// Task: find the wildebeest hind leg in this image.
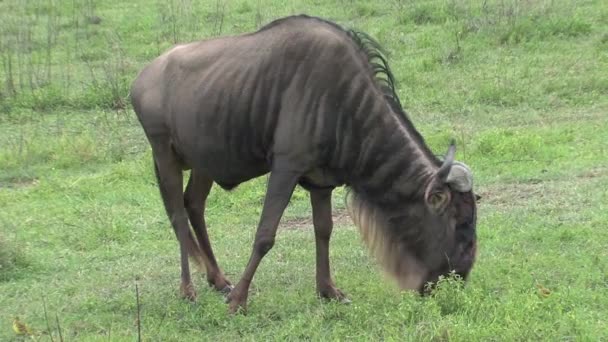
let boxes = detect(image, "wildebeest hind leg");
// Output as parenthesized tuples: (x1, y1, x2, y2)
(227, 168, 300, 314)
(151, 143, 200, 301)
(184, 169, 233, 294)
(310, 189, 350, 304)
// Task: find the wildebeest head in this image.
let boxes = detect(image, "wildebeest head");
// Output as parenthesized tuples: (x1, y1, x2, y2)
(348, 143, 478, 294)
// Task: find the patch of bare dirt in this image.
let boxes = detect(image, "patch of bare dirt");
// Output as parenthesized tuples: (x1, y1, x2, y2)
(0, 176, 39, 189)
(282, 208, 352, 230)
(478, 166, 607, 208)
(578, 166, 608, 179)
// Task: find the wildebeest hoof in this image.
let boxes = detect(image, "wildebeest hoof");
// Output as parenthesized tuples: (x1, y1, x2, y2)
(222, 285, 236, 303)
(339, 297, 352, 305)
(219, 284, 234, 295)
(219, 284, 234, 301)
(226, 288, 247, 315)
(228, 302, 247, 315)
(319, 287, 350, 304)
(226, 293, 248, 315)
(180, 283, 197, 301)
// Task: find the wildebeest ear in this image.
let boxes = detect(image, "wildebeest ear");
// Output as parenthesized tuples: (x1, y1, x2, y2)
(426, 142, 456, 213)
(475, 193, 482, 202)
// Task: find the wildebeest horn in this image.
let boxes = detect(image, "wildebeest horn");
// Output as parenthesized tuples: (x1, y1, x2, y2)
(435, 141, 473, 192)
(447, 161, 473, 192)
(436, 141, 456, 182)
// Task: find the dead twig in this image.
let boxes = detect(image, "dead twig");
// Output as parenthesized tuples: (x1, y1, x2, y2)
(135, 280, 142, 342)
(42, 297, 55, 342)
(55, 313, 64, 342)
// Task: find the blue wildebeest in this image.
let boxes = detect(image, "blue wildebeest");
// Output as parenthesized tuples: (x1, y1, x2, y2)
(130, 15, 479, 314)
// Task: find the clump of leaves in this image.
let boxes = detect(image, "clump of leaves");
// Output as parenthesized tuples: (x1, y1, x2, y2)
(425, 272, 471, 316)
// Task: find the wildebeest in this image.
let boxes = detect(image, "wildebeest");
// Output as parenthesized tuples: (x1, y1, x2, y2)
(130, 14, 478, 314)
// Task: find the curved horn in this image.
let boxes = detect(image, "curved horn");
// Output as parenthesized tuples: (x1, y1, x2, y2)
(447, 161, 473, 192)
(436, 140, 456, 182)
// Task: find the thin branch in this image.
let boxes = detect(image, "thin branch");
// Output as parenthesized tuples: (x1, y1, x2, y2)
(135, 280, 142, 342)
(485, 158, 537, 165)
(42, 297, 56, 342)
(55, 313, 64, 342)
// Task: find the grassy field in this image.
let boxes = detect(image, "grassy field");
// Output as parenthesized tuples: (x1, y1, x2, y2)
(1, 0, 607, 340)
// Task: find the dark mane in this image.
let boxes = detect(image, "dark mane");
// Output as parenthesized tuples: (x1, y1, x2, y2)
(258, 15, 441, 165)
(344, 29, 441, 166)
(258, 15, 404, 114)
(345, 30, 404, 114)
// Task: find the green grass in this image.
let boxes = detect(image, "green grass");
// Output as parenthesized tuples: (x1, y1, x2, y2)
(1, 0, 607, 340)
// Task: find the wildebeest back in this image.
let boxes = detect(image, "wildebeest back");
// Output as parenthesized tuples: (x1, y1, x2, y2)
(131, 17, 380, 189)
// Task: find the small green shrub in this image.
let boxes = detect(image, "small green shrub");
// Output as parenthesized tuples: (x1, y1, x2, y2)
(473, 128, 542, 160)
(427, 273, 469, 316)
(235, 1, 253, 14)
(354, 2, 380, 18)
(9, 86, 72, 112)
(399, 3, 447, 26)
(499, 16, 591, 44)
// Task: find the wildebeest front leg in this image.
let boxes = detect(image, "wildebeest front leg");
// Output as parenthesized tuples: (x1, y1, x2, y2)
(184, 169, 232, 294)
(310, 189, 350, 303)
(227, 169, 300, 314)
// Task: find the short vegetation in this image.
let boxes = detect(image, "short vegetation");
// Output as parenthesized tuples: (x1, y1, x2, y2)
(1, 0, 607, 340)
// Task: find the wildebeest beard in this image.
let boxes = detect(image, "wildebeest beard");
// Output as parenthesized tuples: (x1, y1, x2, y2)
(347, 183, 477, 294)
(347, 191, 427, 290)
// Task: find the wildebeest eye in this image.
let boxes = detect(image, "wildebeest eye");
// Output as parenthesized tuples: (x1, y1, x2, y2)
(426, 190, 451, 213)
